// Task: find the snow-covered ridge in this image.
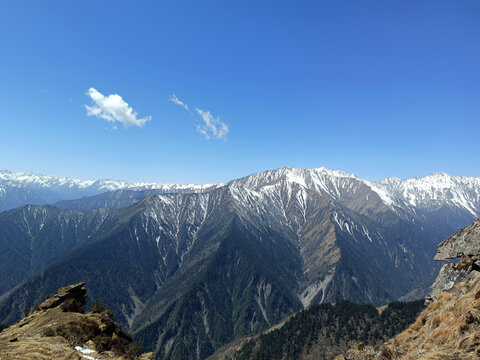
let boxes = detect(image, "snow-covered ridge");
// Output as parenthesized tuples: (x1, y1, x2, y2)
(0, 169, 216, 192)
(375, 172, 480, 215)
(1, 167, 480, 217)
(229, 167, 480, 217)
(0, 169, 97, 189)
(0, 169, 220, 211)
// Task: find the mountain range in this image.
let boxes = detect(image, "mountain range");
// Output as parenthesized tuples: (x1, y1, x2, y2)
(0, 169, 216, 212)
(0, 166, 479, 360)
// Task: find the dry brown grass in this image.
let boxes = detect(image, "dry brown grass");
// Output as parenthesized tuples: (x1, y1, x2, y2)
(341, 278, 480, 360)
(387, 279, 480, 359)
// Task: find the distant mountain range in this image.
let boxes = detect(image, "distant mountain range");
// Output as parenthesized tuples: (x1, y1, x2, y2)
(0, 169, 217, 211)
(0, 167, 479, 360)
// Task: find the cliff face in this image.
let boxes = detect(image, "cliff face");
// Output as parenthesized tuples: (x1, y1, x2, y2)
(0, 282, 153, 360)
(336, 218, 480, 360)
(434, 218, 480, 260)
(428, 218, 480, 301)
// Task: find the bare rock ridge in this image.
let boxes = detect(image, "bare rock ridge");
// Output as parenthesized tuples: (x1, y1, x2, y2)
(38, 282, 87, 313)
(428, 218, 480, 301)
(0, 282, 153, 360)
(434, 218, 480, 260)
(336, 218, 480, 360)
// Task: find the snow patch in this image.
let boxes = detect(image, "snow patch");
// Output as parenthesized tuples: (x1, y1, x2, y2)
(75, 346, 100, 360)
(363, 181, 395, 206)
(75, 346, 95, 354)
(81, 356, 100, 360)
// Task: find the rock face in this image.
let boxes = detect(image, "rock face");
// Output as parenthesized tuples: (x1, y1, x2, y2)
(0, 282, 153, 360)
(434, 218, 480, 260)
(428, 218, 480, 301)
(38, 282, 87, 313)
(336, 218, 480, 360)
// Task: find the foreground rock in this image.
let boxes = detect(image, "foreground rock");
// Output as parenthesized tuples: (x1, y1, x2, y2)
(336, 218, 480, 360)
(0, 282, 153, 360)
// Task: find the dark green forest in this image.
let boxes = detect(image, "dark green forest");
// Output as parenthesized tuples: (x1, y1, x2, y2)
(229, 300, 425, 360)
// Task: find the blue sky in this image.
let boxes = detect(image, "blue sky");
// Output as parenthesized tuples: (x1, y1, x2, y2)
(0, 1, 479, 184)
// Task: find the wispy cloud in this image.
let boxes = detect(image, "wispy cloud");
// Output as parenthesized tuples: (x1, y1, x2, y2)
(168, 94, 229, 140)
(85, 87, 151, 128)
(195, 108, 228, 140)
(168, 94, 189, 111)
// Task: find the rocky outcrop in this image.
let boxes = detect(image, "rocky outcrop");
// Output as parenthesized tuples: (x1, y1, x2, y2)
(427, 261, 479, 301)
(428, 219, 480, 301)
(39, 282, 87, 313)
(0, 282, 153, 360)
(434, 218, 480, 260)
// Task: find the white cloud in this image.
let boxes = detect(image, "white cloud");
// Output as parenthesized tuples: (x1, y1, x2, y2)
(195, 108, 229, 140)
(168, 94, 189, 111)
(85, 88, 151, 128)
(168, 94, 229, 140)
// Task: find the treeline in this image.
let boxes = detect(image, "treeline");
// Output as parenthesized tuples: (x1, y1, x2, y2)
(230, 299, 425, 360)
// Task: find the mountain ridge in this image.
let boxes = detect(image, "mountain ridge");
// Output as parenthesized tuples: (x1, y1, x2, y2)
(1, 166, 479, 359)
(2, 166, 480, 215)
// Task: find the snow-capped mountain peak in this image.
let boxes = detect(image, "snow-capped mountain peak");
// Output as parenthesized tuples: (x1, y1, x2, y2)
(0, 169, 215, 192)
(374, 172, 480, 215)
(313, 166, 357, 178)
(0, 169, 217, 210)
(1, 167, 479, 218)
